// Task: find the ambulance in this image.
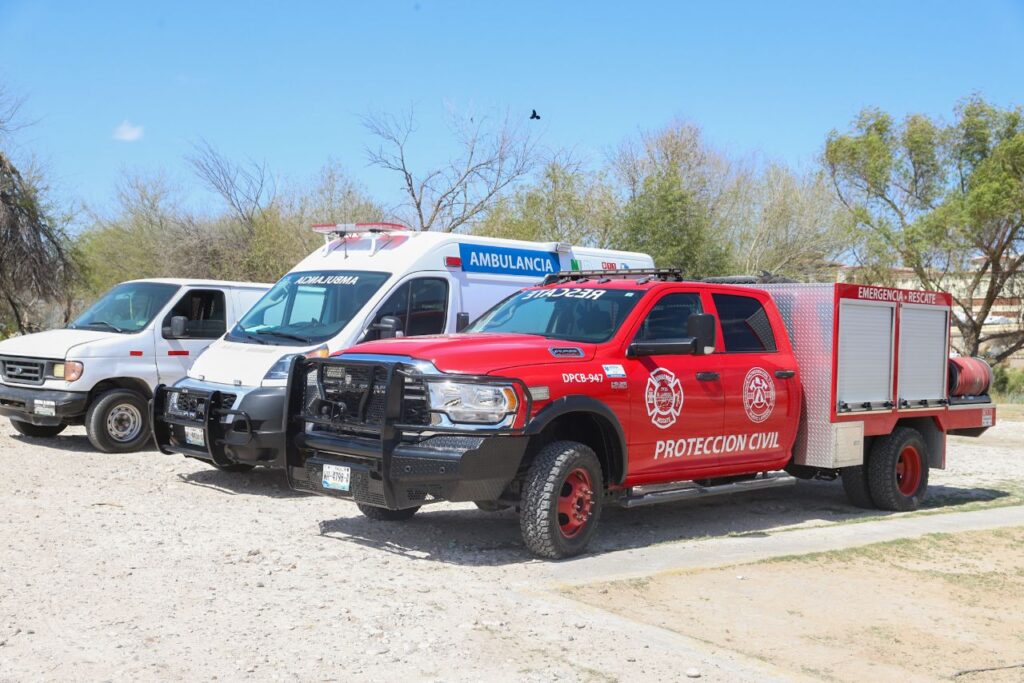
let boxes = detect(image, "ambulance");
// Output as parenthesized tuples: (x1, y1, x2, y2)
(152, 224, 652, 471)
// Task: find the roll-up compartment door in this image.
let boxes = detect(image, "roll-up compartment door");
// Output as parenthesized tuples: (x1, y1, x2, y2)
(898, 305, 949, 406)
(836, 301, 895, 410)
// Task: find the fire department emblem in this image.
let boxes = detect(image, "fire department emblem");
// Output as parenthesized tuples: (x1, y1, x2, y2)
(645, 368, 684, 429)
(743, 367, 776, 423)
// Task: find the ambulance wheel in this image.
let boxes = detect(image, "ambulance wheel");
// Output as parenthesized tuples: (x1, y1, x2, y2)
(867, 427, 929, 512)
(520, 440, 603, 559)
(10, 419, 66, 438)
(357, 504, 420, 521)
(85, 389, 151, 453)
(841, 465, 875, 509)
(211, 462, 255, 473)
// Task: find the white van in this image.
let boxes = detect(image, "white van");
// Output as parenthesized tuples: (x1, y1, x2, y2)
(0, 278, 270, 452)
(153, 224, 653, 471)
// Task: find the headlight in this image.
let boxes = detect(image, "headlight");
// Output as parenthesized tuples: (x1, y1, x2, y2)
(58, 361, 84, 382)
(263, 345, 329, 381)
(426, 381, 519, 424)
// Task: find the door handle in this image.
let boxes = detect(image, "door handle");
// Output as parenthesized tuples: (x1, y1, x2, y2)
(696, 371, 720, 382)
(775, 370, 796, 379)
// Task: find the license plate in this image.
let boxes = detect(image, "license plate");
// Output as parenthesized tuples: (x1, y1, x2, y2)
(184, 426, 205, 447)
(34, 400, 56, 417)
(322, 463, 351, 492)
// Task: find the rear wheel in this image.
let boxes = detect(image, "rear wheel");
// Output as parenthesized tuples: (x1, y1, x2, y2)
(841, 465, 875, 509)
(520, 440, 603, 559)
(357, 503, 420, 521)
(85, 389, 150, 453)
(10, 419, 66, 438)
(867, 427, 929, 511)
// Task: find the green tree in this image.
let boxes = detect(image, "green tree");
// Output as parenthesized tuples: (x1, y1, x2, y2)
(620, 171, 730, 277)
(825, 96, 1024, 361)
(476, 159, 621, 247)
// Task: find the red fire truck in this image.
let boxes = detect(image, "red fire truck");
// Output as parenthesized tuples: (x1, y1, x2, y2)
(284, 270, 996, 558)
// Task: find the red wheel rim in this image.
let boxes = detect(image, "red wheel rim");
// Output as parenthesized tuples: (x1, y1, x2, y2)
(557, 467, 594, 538)
(896, 445, 922, 496)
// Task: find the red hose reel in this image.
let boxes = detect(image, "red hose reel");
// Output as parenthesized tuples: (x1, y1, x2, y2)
(948, 356, 993, 397)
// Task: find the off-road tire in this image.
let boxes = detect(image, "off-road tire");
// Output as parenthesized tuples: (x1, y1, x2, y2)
(10, 419, 66, 438)
(85, 389, 151, 453)
(520, 440, 603, 559)
(840, 465, 875, 509)
(867, 426, 929, 512)
(357, 503, 420, 521)
(211, 462, 256, 473)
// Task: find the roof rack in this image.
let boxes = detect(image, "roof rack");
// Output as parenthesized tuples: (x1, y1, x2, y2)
(701, 271, 797, 285)
(311, 222, 408, 238)
(542, 268, 685, 285)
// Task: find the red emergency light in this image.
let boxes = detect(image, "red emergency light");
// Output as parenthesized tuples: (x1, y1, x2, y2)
(311, 222, 408, 236)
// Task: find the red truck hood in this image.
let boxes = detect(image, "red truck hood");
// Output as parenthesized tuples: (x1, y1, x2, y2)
(342, 333, 596, 374)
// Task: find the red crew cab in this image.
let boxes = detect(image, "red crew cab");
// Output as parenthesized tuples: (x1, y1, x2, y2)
(285, 270, 995, 558)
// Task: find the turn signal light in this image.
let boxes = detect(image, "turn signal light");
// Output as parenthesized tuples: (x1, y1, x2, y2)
(63, 361, 84, 382)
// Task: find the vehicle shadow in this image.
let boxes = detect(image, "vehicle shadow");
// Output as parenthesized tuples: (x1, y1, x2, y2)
(315, 479, 1015, 566)
(5, 432, 161, 454)
(175, 467, 308, 499)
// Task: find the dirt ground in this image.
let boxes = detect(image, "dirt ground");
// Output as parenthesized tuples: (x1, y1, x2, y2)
(568, 527, 1024, 682)
(0, 414, 1021, 681)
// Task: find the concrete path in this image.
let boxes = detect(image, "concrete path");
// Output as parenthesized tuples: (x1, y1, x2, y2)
(541, 504, 1024, 586)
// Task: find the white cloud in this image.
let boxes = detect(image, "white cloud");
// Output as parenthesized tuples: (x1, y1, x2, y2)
(112, 120, 144, 142)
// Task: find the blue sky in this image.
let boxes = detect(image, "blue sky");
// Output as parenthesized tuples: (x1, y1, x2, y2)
(1, 0, 1022, 225)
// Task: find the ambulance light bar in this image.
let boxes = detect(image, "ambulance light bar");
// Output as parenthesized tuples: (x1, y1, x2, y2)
(311, 222, 408, 237)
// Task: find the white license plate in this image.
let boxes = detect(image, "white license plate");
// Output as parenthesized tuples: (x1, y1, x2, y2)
(322, 463, 351, 492)
(184, 426, 205, 447)
(33, 400, 56, 417)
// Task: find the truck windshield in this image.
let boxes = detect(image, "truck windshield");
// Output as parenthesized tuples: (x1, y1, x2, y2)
(228, 270, 390, 346)
(466, 287, 646, 343)
(69, 282, 180, 334)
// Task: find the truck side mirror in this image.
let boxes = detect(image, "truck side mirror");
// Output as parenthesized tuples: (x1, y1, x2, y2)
(687, 313, 717, 355)
(167, 315, 188, 339)
(372, 315, 403, 340)
(456, 312, 470, 332)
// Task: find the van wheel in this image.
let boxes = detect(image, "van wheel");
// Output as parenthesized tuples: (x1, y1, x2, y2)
(85, 389, 150, 453)
(357, 504, 420, 521)
(10, 419, 66, 438)
(520, 441, 603, 559)
(211, 463, 255, 473)
(867, 427, 929, 511)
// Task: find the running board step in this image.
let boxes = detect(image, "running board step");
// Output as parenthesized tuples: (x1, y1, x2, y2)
(619, 473, 797, 508)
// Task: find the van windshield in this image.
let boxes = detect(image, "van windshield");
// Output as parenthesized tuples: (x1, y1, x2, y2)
(228, 270, 390, 346)
(69, 282, 180, 334)
(465, 287, 646, 343)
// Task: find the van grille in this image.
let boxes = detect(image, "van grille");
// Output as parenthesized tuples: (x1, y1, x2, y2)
(0, 357, 45, 386)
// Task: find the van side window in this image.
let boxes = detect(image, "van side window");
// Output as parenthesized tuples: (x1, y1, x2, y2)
(164, 289, 227, 339)
(712, 293, 777, 353)
(635, 293, 703, 342)
(366, 278, 449, 340)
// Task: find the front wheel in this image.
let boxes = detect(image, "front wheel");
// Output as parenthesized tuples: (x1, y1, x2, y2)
(10, 419, 66, 438)
(85, 389, 151, 453)
(520, 441, 603, 559)
(357, 503, 420, 521)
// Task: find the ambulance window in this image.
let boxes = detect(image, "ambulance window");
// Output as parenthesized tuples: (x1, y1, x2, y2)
(290, 286, 326, 324)
(366, 278, 449, 340)
(162, 289, 227, 339)
(712, 294, 777, 353)
(635, 293, 703, 342)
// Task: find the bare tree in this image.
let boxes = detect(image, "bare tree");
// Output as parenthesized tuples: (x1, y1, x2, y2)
(187, 139, 275, 230)
(363, 107, 538, 232)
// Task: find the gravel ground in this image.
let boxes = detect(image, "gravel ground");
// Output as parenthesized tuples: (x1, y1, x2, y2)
(0, 417, 1021, 682)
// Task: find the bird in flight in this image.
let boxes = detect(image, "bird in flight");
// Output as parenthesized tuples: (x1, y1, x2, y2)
(530, 109, 541, 120)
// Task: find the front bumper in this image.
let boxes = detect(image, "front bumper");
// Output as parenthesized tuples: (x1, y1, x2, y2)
(0, 383, 88, 426)
(152, 384, 288, 468)
(289, 430, 529, 509)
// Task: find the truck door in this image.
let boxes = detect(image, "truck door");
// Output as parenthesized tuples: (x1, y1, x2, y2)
(708, 292, 795, 469)
(158, 288, 228, 382)
(625, 291, 725, 481)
